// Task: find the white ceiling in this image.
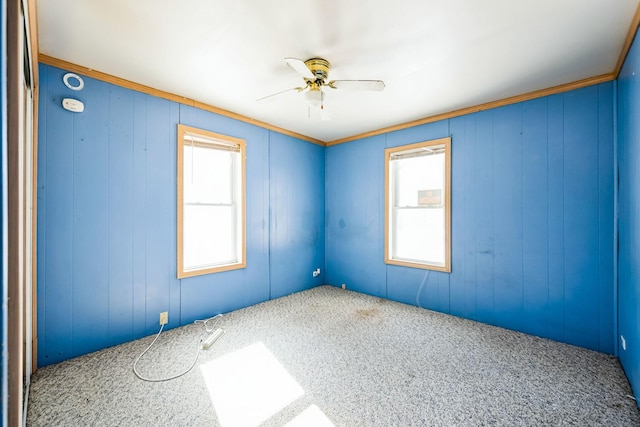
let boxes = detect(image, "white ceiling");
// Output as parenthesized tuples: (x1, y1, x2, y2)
(37, 0, 639, 143)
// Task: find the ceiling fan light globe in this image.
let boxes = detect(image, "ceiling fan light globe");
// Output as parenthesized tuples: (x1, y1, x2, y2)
(304, 90, 322, 108)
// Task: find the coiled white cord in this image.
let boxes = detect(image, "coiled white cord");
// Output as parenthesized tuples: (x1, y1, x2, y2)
(133, 314, 223, 382)
(195, 314, 223, 333)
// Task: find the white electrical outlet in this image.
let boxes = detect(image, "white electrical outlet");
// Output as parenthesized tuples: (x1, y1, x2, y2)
(621, 335, 627, 351)
(342, 284, 346, 290)
(159, 311, 168, 326)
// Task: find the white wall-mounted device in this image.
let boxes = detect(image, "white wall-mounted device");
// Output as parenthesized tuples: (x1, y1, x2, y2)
(62, 98, 85, 113)
(63, 72, 84, 90)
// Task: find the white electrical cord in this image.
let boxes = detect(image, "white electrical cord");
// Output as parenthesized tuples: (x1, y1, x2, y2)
(195, 314, 223, 333)
(415, 270, 430, 309)
(132, 314, 223, 382)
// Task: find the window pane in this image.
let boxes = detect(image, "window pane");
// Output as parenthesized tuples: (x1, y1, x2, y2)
(395, 152, 444, 207)
(177, 124, 246, 278)
(183, 205, 236, 269)
(183, 145, 233, 204)
(385, 137, 450, 271)
(395, 207, 445, 265)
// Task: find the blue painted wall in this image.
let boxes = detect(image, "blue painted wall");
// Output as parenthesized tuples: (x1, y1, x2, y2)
(326, 83, 615, 354)
(37, 64, 325, 366)
(269, 132, 325, 299)
(618, 27, 640, 404)
(325, 135, 386, 298)
(38, 60, 619, 367)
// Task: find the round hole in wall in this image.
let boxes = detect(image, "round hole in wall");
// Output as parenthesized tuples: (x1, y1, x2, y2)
(63, 73, 84, 91)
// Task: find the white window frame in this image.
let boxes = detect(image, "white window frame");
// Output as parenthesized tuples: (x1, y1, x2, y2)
(384, 137, 451, 272)
(177, 124, 246, 278)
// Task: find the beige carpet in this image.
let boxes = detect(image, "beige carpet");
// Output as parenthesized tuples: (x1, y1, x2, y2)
(27, 286, 640, 426)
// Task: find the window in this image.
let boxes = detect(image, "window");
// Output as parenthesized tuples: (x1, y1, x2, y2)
(177, 124, 246, 278)
(385, 137, 451, 272)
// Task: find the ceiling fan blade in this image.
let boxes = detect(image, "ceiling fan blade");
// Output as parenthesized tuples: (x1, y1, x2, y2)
(285, 57, 314, 79)
(328, 80, 386, 91)
(256, 86, 305, 103)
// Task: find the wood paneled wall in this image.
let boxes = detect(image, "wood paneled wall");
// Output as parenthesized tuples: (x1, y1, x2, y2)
(326, 83, 615, 354)
(37, 64, 325, 365)
(617, 21, 640, 407)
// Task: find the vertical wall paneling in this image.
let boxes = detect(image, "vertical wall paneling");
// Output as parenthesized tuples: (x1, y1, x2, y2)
(612, 79, 618, 359)
(71, 76, 110, 357)
(38, 60, 618, 365)
(325, 83, 614, 354)
(37, 65, 186, 365)
(462, 116, 479, 320)
(37, 65, 326, 365)
(546, 93, 565, 344)
(597, 83, 615, 353)
(617, 26, 640, 405)
(325, 135, 386, 297)
(385, 121, 451, 308)
(251, 127, 271, 309)
(177, 105, 271, 322)
(244, 125, 271, 308)
(448, 116, 466, 316)
(269, 133, 325, 299)
(521, 97, 550, 339)
(39, 65, 75, 364)
(562, 87, 600, 350)
(143, 97, 180, 331)
(473, 110, 495, 325)
(491, 104, 524, 332)
(107, 85, 134, 345)
(131, 92, 147, 337)
(449, 115, 479, 319)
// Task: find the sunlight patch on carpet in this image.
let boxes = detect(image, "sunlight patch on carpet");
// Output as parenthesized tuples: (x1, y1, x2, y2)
(285, 404, 335, 427)
(201, 341, 304, 427)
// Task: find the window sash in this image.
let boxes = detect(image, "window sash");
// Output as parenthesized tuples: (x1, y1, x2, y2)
(183, 204, 238, 269)
(392, 206, 446, 266)
(182, 147, 240, 271)
(183, 145, 235, 205)
(385, 137, 451, 272)
(177, 124, 246, 278)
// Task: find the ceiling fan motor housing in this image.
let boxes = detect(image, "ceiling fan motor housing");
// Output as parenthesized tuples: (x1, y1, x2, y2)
(304, 58, 330, 82)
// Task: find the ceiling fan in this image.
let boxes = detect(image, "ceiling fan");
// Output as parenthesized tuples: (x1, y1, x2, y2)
(258, 57, 385, 111)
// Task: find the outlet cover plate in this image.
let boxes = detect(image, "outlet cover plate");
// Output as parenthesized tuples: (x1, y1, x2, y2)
(160, 311, 168, 326)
